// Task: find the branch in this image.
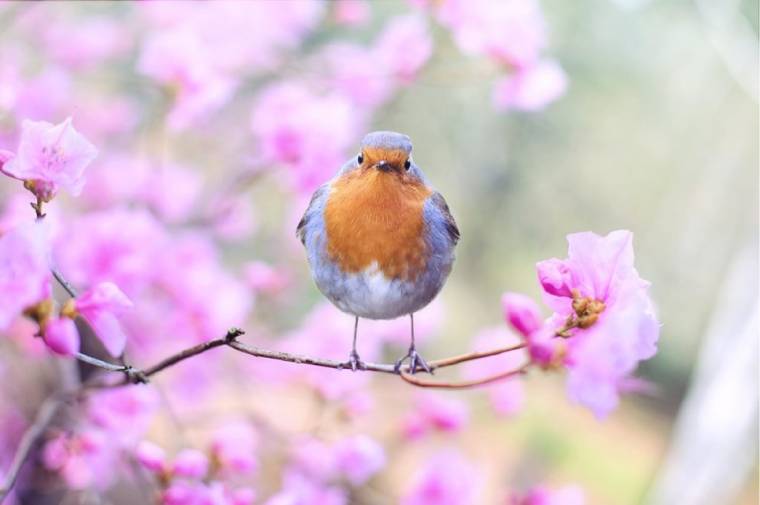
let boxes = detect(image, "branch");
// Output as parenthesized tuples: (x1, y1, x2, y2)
(399, 362, 531, 389)
(0, 397, 63, 501)
(83, 329, 529, 391)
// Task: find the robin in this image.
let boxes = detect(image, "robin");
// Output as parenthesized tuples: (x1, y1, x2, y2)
(297, 131, 459, 373)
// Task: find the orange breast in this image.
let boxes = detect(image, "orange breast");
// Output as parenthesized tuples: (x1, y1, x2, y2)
(323, 169, 433, 281)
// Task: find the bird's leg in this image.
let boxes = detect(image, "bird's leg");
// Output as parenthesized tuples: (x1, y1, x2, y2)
(345, 316, 367, 372)
(394, 313, 432, 375)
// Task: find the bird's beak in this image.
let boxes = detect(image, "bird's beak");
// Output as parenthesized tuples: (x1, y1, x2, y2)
(373, 160, 391, 172)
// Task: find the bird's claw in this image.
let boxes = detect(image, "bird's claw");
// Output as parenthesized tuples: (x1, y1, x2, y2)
(394, 346, 432, 375)
(343, 350, 367, 372)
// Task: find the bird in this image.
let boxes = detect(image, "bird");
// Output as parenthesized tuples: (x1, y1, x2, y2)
(296, 131, 459, 374)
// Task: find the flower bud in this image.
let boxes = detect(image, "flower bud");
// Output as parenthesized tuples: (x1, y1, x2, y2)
(502, 292, 542, 337)
(536, 258, 574, 297)
(44, 317, 80, 356)
(135, 440, 167, 474)
(172, 449, 208, 480)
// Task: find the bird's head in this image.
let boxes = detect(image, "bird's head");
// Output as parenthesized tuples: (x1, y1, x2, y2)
(356, 131, 415, 175)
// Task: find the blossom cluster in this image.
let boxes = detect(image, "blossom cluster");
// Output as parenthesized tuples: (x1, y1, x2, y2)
(0, 2, 658, 504)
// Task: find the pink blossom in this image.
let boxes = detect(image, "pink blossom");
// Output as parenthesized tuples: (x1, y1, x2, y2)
(42, 431, 116, 490)
(502, 292, 543, 337)
(333, 0, 371, 26)
(250, 81, 362, 193)
(290, 437, 339, 483)
(318, 44, 393, 108)
(264, 470, 348, 505)
(1, 117, 98, 197)
(333, 435, 386, 485)
(463, 327, 527, 416)
(87, 386, 159, 445)
(137, 27, 236, 131)
(75, 282, 134, 357)
(0, 150, 14, 171)
(511, 484, 585, 505)
(211, 420, 259, 476)
(494, 60, 568, 111)
(374, 15, 433, 84)
(44, 317, 79, 356)
(401, 450, 481, 505)
(172, 449, 209, 480)
(244, 261, 292, 295)
(135, 440, 167, 474)
(437, 0, 547, 67)
(140, 163, 203, 223)
(12, 67, 72, 121)
(536, 230, 660, 418)
(0, 223, 50, 330)
(53, 207, 167, 294)
(402, 392, 469, 439)
(43, 16, 133, 69)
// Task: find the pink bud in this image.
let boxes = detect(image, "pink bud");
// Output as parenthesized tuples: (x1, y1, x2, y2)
(536, 258, 574, 297)
(135, 440, 167, 474)
(29, 180, 59, 203)
(162, 482, 193, 505)
(231, 488, 256, 505)
(44, 318, 80, 356)
(172, 449, 208, 480)
(502, 292, 542, 337)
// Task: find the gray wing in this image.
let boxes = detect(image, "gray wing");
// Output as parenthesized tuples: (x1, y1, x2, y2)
(296, 183, 329, 245)
(428, 191, 460, 245)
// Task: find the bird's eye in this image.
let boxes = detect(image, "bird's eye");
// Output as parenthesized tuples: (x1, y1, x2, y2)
(358, 154, 364, 164)
(404, 160, 411, 170)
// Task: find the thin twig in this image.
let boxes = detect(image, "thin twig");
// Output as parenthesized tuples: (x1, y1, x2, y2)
(399, 362, 532, 389)
(0, 397, 63, 501)
(50, 259, 78, 298)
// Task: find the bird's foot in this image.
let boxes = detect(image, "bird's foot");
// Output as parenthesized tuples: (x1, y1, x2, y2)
(341, 350, 367, 372)
(394, 346, 433, 375)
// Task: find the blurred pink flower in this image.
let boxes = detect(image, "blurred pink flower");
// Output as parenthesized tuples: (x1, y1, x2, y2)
(510, 484, 585, 505)
(437, 0, 547, 67)
(43, 16, 133, 69)
(502, 291, 543, 337)
(87, 386, 159, 445)
(54, 207, 167, 293)
(374, 14, 433, 84)
(135, 440, 167, 474)
(138, 27, 236, 131)
(75, 282, 134, 357)
(494, 60, 568, 111)
(333, 0, 371, 26)
(401, 450, 481, 505)
(141, 163, 203, 223)
(244, 261, 292, 295)
(43, 317, 79, 356)
(250, 81, 362, 193)
(172, 449, 209, 480)
(211, 420, 259, 476)
(536, 230, 660, 418)
(42, 431, 116, 490)
(319, 44, 393, 108)
(464, 327, 527, 417)
(333, 435, 386, 485)
(1, 117, 97, 197)
(0, 223, 50, 330)
(264, 469, 348, 505)
(402, 392, 469, 439)
(13, 67, 72, 121)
